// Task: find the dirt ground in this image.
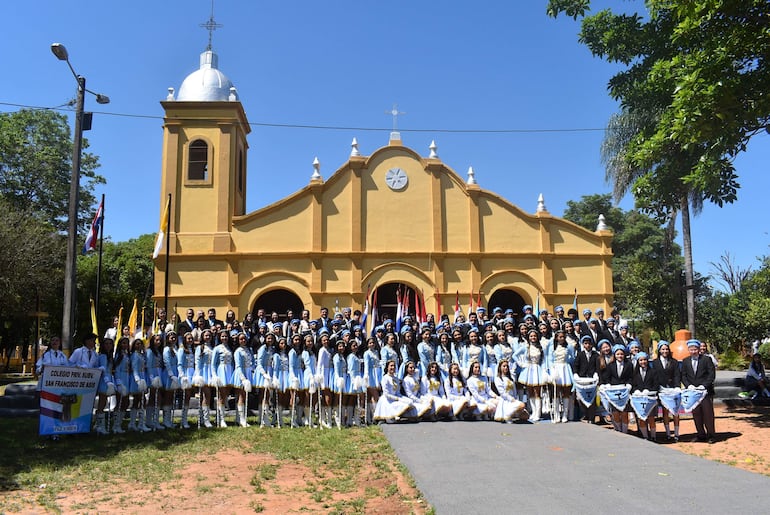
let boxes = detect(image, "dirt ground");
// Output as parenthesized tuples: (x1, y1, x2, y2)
(7, 404, 769, 514)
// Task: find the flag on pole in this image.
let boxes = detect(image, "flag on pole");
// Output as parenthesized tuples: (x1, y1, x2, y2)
(117, 304, 124, 337)
(454, 290, 461, 322)
(535, 292, 540, 319)
(476, 290, 481, 313)
(403, 287, 410, 321)
(395, 287, 403, 333)
(127, 299, 138, 338)
(139, 305, 146, 340)
(415, 290, 422, 324)
(90, 297, 99, 349)
(82, 199, 104, 254)
(572, 288, 578, 311)
(419, 289, 428, 324)
(335, 298, 340, 314)
(468, 291, 474, 316)
(361, 283, 371, 335)
(370, 287, 379, 338)
(152, 195, 171, 259)
(435, 289, 442, 320)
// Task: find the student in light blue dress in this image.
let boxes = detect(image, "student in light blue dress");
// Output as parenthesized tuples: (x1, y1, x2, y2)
(483, 329, 498, 385)
(211, 330, 234, 427)
(193, 328, 215, 428)
(373, 360, 415, 422)
(161, 331, 180, 429)
(331, 340, 350, 427)
(233, 332, 254, 427)
(176, 332, 197, 428)
(144, 334, 165, 431)
(315, 331, 334, 428)
(363, 337, 381, 423)
(450, 328, 466, 369)
(287, 334, 303, 427)
(253, 332, 275, 426)
(346, 339, 364, 426)
(521, 329, 546, 421)
(467, 361, 498, 419)
(417, 327, 435, 379)
(129, 339, 151, 432)
(461, 328, 487, 380)
(112, 337, 132, 433)
(402, 361, 433, 420)
(546, 330, 575, 423)
(379, 333, 399, 376)
(443, 362, 474, 419)
(300, 334, 318, 427)
(94, 338, 115, 435)
(398, 328, 419, 378)
(493, 360, 529, 423)
(421, 361, 452, 419)
(435, 332, 453, 381)
(271, 337, 291, 427)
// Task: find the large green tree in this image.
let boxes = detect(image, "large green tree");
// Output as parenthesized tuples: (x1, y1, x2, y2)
(546, 1, 764, 335)
(563, 194, 685, 338)
(0, 109, 104, 233)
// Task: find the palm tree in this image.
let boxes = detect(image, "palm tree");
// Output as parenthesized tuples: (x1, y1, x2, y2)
(601, 107, 703, 335)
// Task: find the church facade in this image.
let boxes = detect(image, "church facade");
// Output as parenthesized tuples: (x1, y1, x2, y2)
(154, 48, 614, 319)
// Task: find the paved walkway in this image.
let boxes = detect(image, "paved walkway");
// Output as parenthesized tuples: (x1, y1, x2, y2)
(383, 420, 769, 514)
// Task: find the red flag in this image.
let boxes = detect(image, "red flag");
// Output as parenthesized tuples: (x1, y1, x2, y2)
(404, 287, 410, 319)
(420, 289, 427, 324)
(454, 290, 461, 321)
(476, 291, 481, 312)
(415, 290, 422, 323)
(469, 290, 474, 315)
(436, 290, 442, 320)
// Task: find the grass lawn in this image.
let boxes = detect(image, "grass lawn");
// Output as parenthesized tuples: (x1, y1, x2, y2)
(0, 417, 429, 514)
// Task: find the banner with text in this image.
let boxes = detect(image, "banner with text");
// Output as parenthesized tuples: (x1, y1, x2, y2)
(39, 366, 102, 436)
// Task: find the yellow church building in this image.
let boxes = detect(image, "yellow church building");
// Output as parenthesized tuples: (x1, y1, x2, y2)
(154, 46, 614, 320)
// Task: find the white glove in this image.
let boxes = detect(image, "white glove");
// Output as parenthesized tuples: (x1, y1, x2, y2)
(314, 373, 323, 384)
(335, 377, 346, 390)
(210, 376, 223, 388)
(290, 377, 300, 390)
(151, 376, 162, 389)
(308, 380, 317, 394)
(354, 377, 364, 390)
(181, 376, 190, 389)
(192, 374, 205, 387)
(137, 379, 148, 393)
(363, 374, 370, 384)
(263, 372, 271, 382)
(105, 382, 116, 396)
(271, 378, 280, 389)
(118, 384, 128, 397)
(170, 376, 180, 390)
(242, 379, 252, 393)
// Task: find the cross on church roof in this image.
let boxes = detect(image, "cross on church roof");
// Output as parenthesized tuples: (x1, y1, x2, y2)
(386, 103, 405, 142)
(200, 0, 223, 51)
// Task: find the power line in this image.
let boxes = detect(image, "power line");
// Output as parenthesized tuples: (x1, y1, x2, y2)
(0, 101, 608, 134)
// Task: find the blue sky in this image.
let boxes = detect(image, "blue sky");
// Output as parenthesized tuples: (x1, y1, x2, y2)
(4, 1, 769, 287)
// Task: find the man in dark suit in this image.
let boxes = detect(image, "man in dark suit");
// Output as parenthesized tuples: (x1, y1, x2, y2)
(178, 308, 196, 335)
(574, 335, 601, 423)
(680, 339, 716, 443)
(316, 306, 331, 330)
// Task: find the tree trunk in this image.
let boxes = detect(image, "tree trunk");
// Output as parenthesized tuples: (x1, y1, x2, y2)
(680, 196, 696, 335)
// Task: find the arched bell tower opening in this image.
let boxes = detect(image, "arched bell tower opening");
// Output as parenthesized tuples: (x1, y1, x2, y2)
(487, 288, 527, 318)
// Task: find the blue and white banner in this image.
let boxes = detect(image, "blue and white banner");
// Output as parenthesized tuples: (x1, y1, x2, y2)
(630, 391, 658, 420)
(680, 386, 708, 413)
(39, 366, 102, 436)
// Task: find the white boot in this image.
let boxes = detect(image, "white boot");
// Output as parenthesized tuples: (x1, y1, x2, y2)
(161, 406, 173, 428)
(94, 412, 108, 435)
(112, 410, 125, 434)
(303, 406, 313, 427)
(218, 405, 228, 428)
(276, 404, 284, 428)
(180, 407, 190, 429)
(531, 398, 542, 422)
(320, 406, 331, 429)
(562, 398, 572, 423)
(260, 404, 271, 427)
(566, 395, 575, 422)
(238, 404, 249, 427)
(137, 409, 152, 432)
(127, 409, 138, 431)
(351, 405, 360, 427)
(201, 405, 213, 428)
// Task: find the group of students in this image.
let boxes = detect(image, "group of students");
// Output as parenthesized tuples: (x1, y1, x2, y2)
(34, 303, 721, 442)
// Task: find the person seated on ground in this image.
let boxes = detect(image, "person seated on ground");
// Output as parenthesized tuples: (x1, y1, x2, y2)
(466, 361, 498, 420)
(745, 353, 770, 399)
(373, 360, 415, 423)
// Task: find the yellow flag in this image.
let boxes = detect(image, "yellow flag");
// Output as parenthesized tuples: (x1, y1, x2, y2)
(153, 196, 170, 259)
(90, 297, 100, 352)
(140, 305, 146, 340)
(127, 299, 138, 339)
(117, 304, 124, 338)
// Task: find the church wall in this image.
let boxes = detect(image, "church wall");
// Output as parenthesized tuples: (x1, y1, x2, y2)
(440, 174, 471, 252)
(231, 192, 314, 251)
(321, 173, 352, 252)
(477, 195, 542, 253)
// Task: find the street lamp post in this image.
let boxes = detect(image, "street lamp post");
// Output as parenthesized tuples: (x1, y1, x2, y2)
(51, 43, 109, 355)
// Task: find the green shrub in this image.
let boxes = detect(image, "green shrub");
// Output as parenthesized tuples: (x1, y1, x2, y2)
(759, 342, 770, 365)
(718, 348, 748, 371)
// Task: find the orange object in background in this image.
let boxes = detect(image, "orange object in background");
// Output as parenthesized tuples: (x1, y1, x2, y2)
(671, 329, 692, 361)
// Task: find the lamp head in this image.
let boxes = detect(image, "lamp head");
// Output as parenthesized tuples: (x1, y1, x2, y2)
(51, 43, 69, 61)
(95, 94, 110, 105)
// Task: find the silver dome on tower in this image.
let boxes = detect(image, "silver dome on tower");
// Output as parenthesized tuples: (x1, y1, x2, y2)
(176, 49, 237, 102)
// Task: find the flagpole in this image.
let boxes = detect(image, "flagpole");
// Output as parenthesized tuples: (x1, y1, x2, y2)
(163, 194, 171, 317)
(95, 193, 105, 325)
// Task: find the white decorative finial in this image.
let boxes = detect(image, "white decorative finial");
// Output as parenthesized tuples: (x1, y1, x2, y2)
(429, 140, 438, 158)
(466, 166, 477, 185)
(166, 87, 175, 101)
(228, 87, 238, 101)
(350, 137, 360, 157)
(537, 193, 547, 213)
(311, 157, 321, 180)
(597, 214, 608, 231)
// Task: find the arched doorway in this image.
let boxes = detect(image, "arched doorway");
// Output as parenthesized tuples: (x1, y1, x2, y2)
(371, 282, 425, 325)
(253, 289, 303, 322)
(487, 288, 527, 319)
